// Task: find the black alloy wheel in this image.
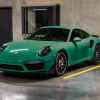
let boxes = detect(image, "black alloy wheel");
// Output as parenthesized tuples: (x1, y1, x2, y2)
(55, 52, 67, 76)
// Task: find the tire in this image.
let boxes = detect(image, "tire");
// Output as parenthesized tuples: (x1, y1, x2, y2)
(93, 45, 100, 64)
(55, 52, 67, 76)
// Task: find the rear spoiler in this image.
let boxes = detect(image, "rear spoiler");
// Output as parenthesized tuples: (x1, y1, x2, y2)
(92, 35, 99, 38)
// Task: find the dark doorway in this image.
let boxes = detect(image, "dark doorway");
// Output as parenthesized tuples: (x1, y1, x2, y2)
(35, 9, 50, 29)
(22, 5, 60, 34)
(0, 8, 12, 45)
(35, 5, 60, 30)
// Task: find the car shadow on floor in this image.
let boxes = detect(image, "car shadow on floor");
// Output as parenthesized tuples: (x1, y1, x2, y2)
(0, 62, 96, 85)
(66, 62, 95, 72)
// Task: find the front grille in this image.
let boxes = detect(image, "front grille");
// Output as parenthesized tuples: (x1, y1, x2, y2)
(0, 64, 23, 71)
(25, 62, 44, 70)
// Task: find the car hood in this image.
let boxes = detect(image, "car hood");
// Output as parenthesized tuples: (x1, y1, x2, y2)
(0, 40, 66, 62)
(7, 40, 64, 48)
(3, 40, 66, 53)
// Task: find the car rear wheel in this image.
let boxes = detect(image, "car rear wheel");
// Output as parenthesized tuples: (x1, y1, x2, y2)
(93, 45, 100, 64)
(55, 52, 67, 76)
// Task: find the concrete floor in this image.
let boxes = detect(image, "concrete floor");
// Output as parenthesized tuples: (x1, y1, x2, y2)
(0, 64, 100, 100)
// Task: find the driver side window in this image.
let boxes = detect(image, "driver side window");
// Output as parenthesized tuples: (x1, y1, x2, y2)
(70, 29, 89, 41)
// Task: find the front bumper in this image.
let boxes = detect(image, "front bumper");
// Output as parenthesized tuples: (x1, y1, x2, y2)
(0, 51, 56, 73)
(0, 60, 54, 73)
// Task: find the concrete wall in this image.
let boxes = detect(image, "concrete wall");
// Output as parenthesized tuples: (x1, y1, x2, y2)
(0, 0, 63, 40)
(0, 0, 62, 7)
(21, 0, 63, 6)
(61, 0, 100, 36)
(0, 0, 11, 7)
(0, 0, 100, 36)
(12, 0, 22, 40)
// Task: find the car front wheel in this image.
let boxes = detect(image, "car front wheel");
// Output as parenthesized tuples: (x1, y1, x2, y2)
(55, 52, 67, 76)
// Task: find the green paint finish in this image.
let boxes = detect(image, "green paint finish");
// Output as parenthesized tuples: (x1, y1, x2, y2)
(0, 26, 99, 74)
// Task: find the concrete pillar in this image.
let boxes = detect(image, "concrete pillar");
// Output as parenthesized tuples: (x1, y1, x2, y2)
(12, 0, 23, 40)
(28, 9, 36, 33)
(60, 0, 73, 27)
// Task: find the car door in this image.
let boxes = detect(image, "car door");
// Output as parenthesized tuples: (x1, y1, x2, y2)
(70, 29, 90, 63)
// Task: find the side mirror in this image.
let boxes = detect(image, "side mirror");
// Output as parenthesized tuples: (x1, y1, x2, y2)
(73, 37, 81, 42)
(23, 33, 32, 39)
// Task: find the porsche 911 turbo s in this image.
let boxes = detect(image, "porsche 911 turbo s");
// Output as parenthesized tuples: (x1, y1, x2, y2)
(0, 26, 100, 76)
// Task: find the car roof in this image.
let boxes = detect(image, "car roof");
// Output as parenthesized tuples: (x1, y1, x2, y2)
(40, 26, 90, 34)
(40, 26, 83, 30)
(41, 26, 68, 29)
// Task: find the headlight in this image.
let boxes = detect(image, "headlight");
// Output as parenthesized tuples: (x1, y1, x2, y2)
(38, 46, 51, 56)
(0, 44, 8, 52)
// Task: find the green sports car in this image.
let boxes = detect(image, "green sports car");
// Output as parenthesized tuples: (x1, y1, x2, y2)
(0, 26, 100, 76)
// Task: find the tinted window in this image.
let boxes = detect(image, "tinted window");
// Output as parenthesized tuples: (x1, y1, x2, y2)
(70, 29, 90, 41)
(27, 28, 70, 41)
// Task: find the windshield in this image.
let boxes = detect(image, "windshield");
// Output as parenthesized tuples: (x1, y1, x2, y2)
(26, 28, 70, 41)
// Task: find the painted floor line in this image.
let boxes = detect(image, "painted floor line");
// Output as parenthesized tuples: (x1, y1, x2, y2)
(64, 65, 100, 80)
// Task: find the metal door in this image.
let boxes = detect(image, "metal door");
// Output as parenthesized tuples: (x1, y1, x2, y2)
(0, 8, 12, 45)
